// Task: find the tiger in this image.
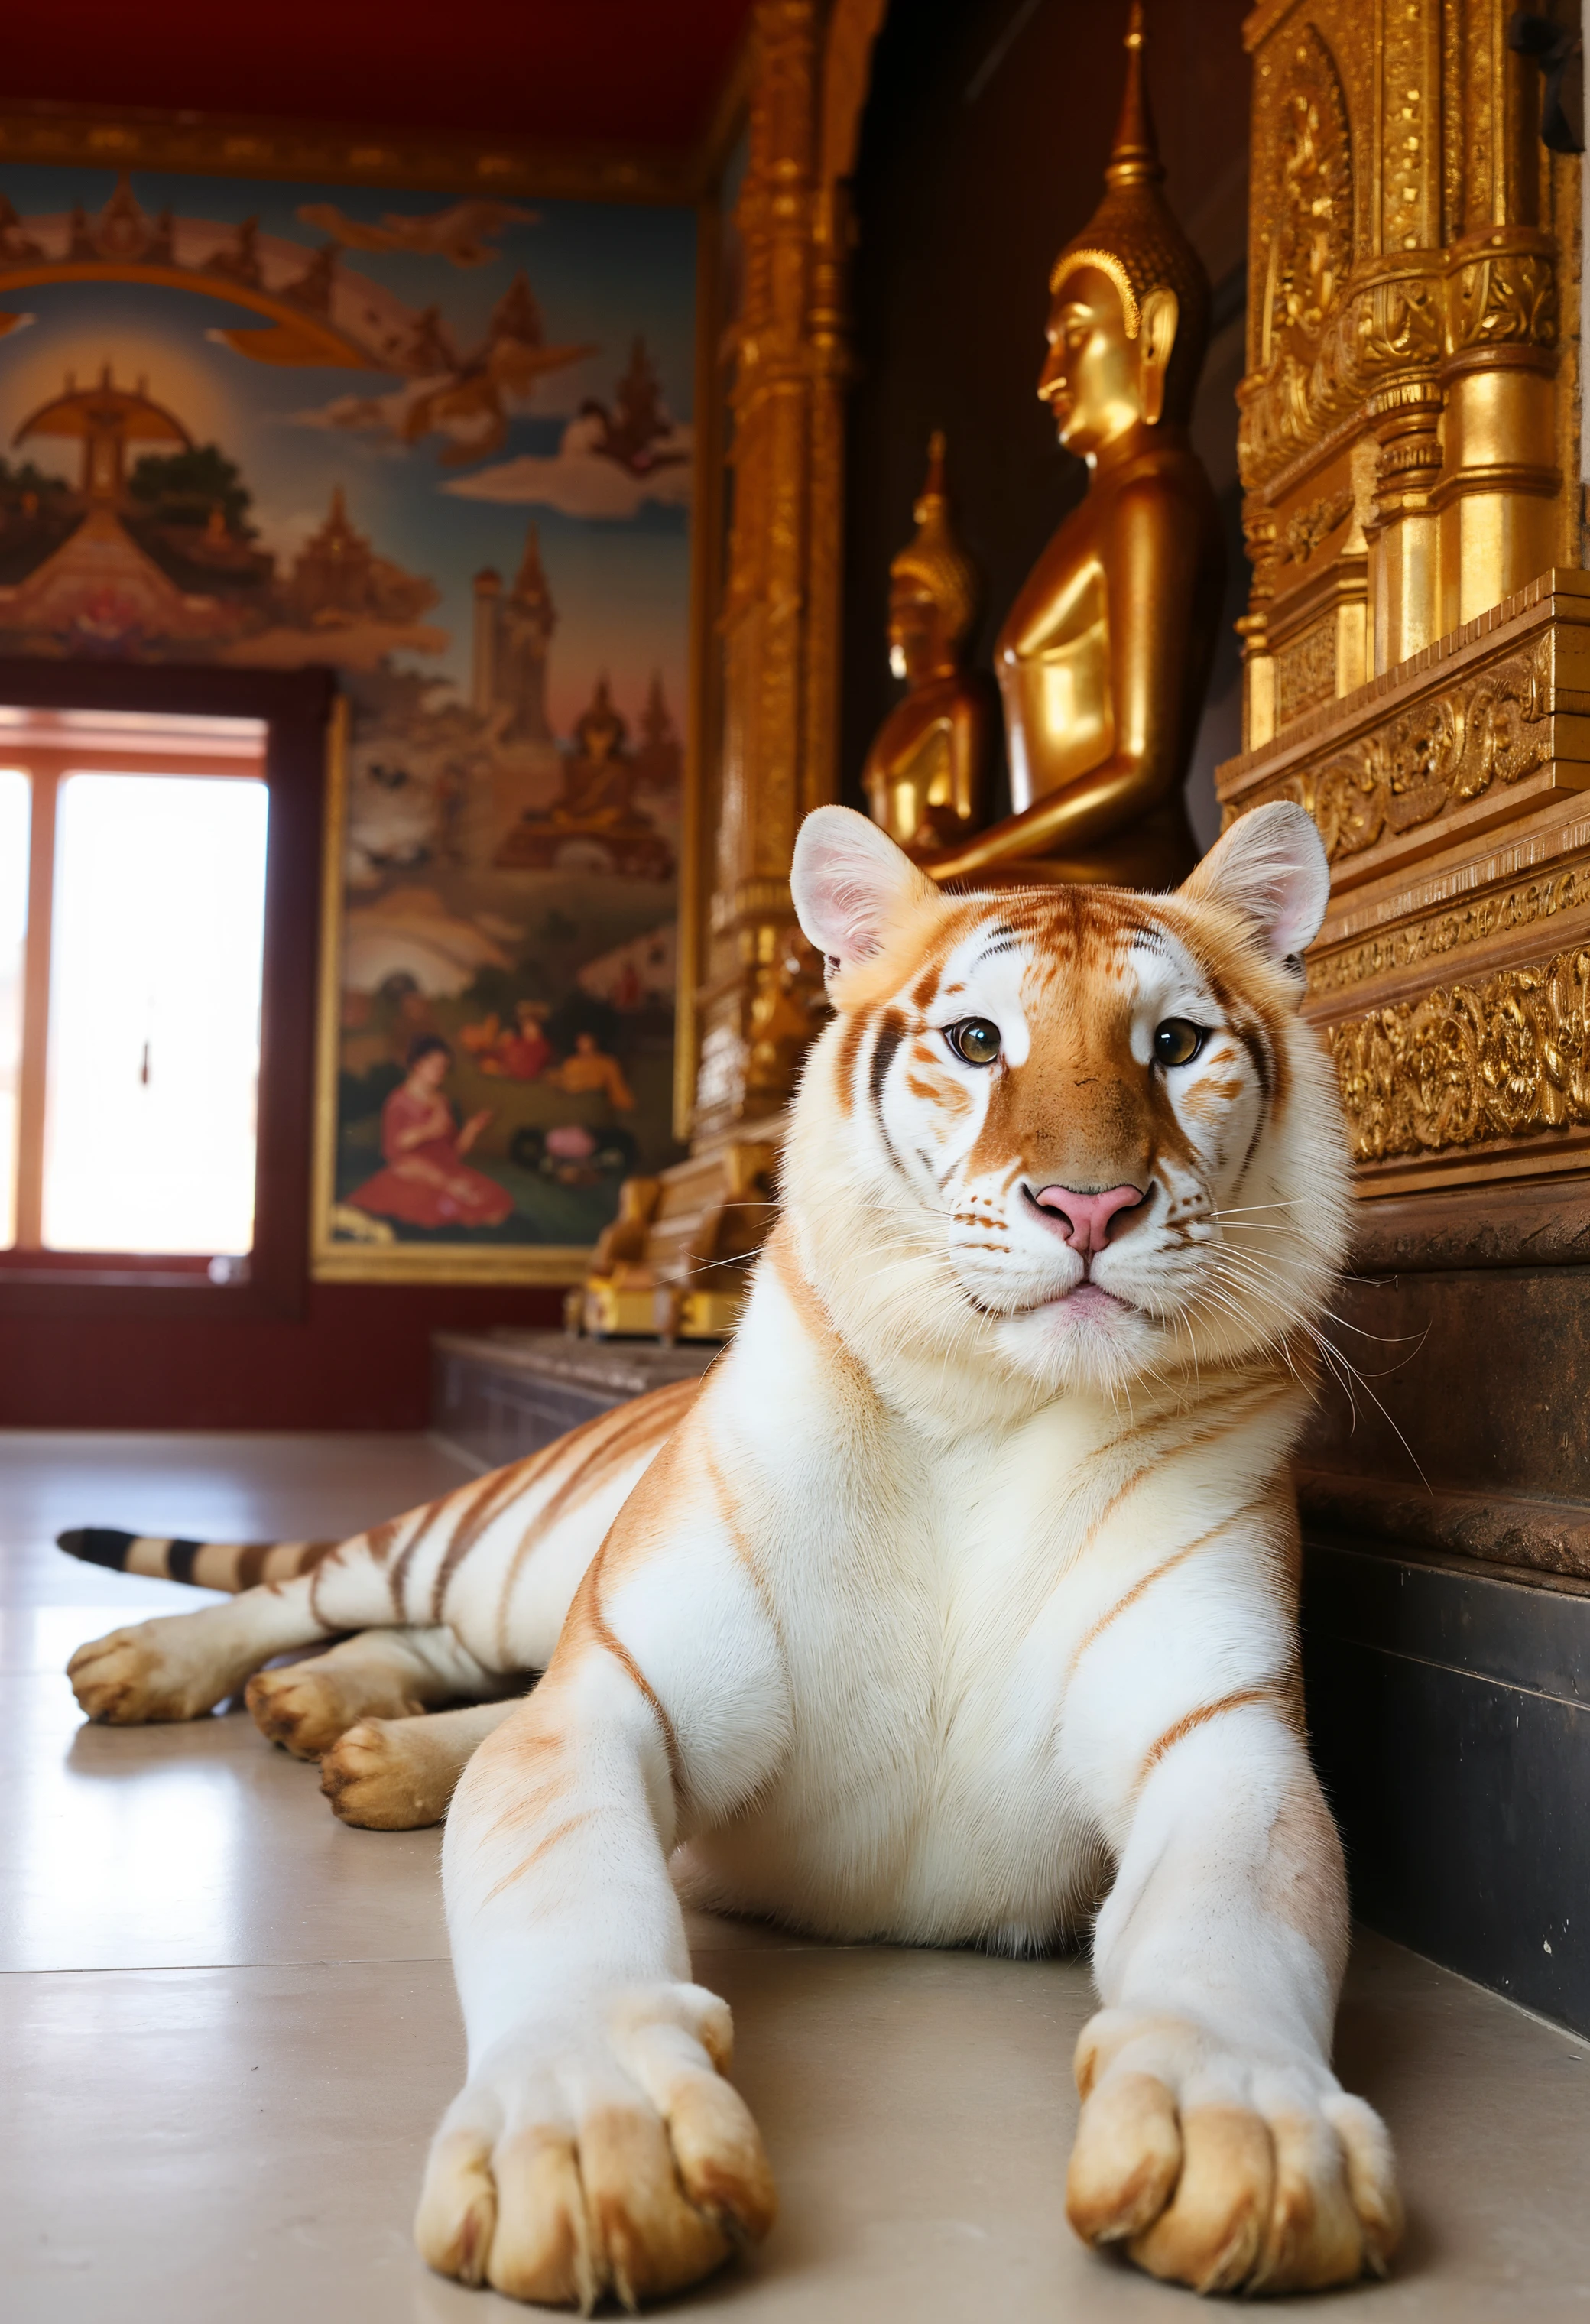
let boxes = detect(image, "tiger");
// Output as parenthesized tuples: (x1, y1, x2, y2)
(62, 800, 1401, 2307)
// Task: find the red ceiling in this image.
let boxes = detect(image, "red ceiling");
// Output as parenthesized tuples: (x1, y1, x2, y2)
(5, 1, 756, 152)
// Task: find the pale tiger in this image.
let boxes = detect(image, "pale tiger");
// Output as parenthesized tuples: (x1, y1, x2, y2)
(62, 803, 1400, 2306)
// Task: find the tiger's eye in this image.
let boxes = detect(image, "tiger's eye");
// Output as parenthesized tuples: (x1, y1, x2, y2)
(1154, 1018, 1205, 1068)
(946, 1018, 1001, 1067)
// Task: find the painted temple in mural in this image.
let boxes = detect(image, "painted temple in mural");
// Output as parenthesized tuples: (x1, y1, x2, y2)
(0, 169, 696, 1255)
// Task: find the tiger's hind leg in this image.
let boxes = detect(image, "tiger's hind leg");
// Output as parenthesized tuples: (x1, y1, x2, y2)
(65, 1514, 407, 1726)
(320, 1698, 521, 1829)
(65, 1488, 485, 1726)
(247, 1625, 519, 1762)
(68, 1574, 332, 1725)
(63, 1381, 702, 1730)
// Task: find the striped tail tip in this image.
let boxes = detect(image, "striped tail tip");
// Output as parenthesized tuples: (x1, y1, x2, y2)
(55, 1529, 212, 1582)
(54, 1529, 333, 1589)
(57, 1527, 141, 1570)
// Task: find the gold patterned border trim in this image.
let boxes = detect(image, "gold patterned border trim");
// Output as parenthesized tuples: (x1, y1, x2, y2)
(1219, 567, 1590, 790)
(1309, 850, 1590, 998)
(1332, 942, 1590, 1163)
(1232, 635, 1559, 863)
(0, 100, 700, 206)
(1274, 615, 1339, 729)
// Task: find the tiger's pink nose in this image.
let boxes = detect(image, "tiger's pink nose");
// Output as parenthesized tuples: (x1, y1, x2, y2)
(1030, 1183, 1144, 1257)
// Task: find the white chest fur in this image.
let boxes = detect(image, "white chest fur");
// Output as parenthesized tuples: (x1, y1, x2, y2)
(681, 1349, 1293, 1950)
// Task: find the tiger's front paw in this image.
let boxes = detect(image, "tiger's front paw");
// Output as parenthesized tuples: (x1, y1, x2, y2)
(1066, 2008, 1401, 2295)
(320, 1715, 456, 1827)
(416, 1983, 776, 2307)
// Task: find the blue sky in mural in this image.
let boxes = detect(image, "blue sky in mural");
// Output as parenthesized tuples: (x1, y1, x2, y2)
(0, 165, 696, 726)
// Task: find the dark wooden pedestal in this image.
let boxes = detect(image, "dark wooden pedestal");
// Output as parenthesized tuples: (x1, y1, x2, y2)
(1301, 1534, 1590, 2038)
(430, 1329, 716, 1470)
(1287, 1186, 1590, 2037)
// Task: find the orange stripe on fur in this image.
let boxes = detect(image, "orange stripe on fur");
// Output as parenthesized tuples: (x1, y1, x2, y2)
(482, 1810, 597, 1907)
(489, 1383, 699, 1666)
(430, 1459, 550, 1623)
(385, 1494, 456, 1620)
(1136, 1685, 1283, 1793)
(586, 1590, 683, 1802)
(1065, 1502, 1264, 1686)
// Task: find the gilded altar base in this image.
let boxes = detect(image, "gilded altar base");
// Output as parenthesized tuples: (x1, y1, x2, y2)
(1216, 0, 1589, 1589)
(573, 1139, 778, 1342)
(1220, 576, 1590, 1578)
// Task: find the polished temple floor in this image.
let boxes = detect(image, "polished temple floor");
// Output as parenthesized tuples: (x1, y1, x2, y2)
(4, 1432, 1589, 2323)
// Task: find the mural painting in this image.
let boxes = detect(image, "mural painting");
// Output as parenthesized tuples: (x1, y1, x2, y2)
(0, 164, 696, 1276)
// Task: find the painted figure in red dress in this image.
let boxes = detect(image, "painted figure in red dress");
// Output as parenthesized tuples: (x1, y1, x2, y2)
(479, 998, 555, 1082)
(349, 1034, 513, 1229)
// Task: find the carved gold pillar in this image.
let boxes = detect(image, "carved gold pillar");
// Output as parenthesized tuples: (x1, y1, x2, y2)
(691, 0, 887, 1151)
(693, 0, 823, 1151)
(588, 0, 887, 1339)
(1222, 0, 1589, 1592)
(1237, 0, 1573, 751)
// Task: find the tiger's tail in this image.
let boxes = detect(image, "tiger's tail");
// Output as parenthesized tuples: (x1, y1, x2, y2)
(55, 1529, 341, 1593)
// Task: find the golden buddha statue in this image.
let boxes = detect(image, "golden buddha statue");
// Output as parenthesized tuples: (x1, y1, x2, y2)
(927, 0, 1223, 891)
(862, 432, 996, 855)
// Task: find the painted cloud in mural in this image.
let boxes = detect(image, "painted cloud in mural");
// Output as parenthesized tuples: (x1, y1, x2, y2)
(343, 886, 516, 996)
(444, 408, 694, 521)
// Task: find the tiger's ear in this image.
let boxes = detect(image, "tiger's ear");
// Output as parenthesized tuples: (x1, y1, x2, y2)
(791, 806, 938, 976)
(1180, 801, 1331, 971)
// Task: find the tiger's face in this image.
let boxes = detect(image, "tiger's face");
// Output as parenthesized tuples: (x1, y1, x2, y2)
(789, 804, 1349, 1397)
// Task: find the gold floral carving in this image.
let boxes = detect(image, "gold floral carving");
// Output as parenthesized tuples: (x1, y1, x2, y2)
(1259, 640, 1552, 860)
(1241, 237, 1559, 495)
(1332, 945, 1590, 1160)
(1275, 618, 1338, 728)
(1447, 242, 1559, 355)
(1259, 27, 1352, 363)
(1240, 263, 1442, 489)
(1280, 486, 1354, 564)
(1240, 8, 1559, 497)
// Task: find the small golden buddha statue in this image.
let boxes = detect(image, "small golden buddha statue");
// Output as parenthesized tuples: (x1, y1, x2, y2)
(926, 0, 1223, 891)
(862, 432, 996, 856)
(494, 674, 671, 877)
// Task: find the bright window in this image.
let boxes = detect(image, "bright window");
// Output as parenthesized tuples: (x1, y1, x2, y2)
(0, 710, 268, 1267)
(42, 774, 268, 1256)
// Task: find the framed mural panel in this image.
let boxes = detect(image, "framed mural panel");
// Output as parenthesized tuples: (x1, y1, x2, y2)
(0, 154, 698, 1283)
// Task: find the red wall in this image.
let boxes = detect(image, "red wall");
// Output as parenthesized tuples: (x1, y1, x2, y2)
(0, 1283, 563, 1431)
(7, 1, 754, 148)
